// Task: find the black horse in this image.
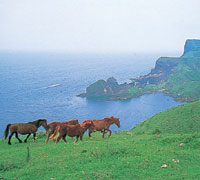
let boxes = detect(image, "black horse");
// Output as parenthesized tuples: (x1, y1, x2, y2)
(4, 119, 48, 145)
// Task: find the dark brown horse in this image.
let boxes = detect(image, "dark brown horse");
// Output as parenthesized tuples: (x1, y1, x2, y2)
(4, 119, 48, 145)
(52, 121, 96, 144)
(83, 116, 120, 139)
(45, 119, 79, 142)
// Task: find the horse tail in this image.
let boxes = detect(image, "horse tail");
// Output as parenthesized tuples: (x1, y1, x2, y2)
(50, 126, 60, 140)
(4, 124, 11, 139)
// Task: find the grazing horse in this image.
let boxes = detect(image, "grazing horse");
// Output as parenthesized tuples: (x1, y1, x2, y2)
(4, 119, 48, 145)
(52, 121, 96, 144)
(84, 116, 120, 139)
(45, 119, 79, 142)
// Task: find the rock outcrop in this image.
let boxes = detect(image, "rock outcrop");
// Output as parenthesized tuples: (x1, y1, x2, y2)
(78, 39, 200, 102)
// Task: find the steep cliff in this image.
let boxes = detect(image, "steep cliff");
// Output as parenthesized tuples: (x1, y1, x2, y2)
(78, 39, 200, 102)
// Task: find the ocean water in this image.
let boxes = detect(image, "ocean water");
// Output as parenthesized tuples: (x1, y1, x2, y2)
(0, 52, 185, 137)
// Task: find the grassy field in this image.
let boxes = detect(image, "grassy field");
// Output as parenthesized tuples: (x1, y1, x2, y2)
(1, 101, 200, 180)
(1, 132, 200, 180)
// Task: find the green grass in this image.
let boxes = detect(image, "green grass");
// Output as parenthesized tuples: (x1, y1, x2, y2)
(163, 59, 200, 102)
(1, 101, 200, 179)
(128, 85, 142, 93)
(1, 132, 200, 180)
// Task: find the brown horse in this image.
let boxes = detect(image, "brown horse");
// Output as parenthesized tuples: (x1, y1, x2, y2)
(52, 121, 96, 144)
(45, 119, 79, 142)
(4, 119, 48, 145)
(83, 116, 120, 139)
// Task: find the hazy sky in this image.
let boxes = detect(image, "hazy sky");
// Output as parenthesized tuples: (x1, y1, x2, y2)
(1, 0, 200, 53)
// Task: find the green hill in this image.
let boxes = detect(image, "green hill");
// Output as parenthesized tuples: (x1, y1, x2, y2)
(132, 100, 200, 134)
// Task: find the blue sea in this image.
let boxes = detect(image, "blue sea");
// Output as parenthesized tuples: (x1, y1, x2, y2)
(0, 52, 185, 137)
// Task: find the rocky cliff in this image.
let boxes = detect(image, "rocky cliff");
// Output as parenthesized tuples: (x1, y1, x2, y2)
(78, 39, 200, 102)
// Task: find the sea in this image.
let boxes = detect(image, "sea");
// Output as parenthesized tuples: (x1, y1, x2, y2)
(0, 52, 185, 137)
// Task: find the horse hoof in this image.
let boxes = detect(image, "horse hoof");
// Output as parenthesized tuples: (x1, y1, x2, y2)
(8, 143, 11, 145)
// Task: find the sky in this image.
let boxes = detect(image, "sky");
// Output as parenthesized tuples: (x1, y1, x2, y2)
(1, 0, 200, 53)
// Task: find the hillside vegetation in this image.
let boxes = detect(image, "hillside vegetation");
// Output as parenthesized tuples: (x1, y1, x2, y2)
(1, 101, 200, 180)
(132, 100, 200, 134)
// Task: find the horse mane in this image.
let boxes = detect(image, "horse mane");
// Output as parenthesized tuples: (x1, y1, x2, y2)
(103, 117, 113, 121)
(28, 119, 45, 128)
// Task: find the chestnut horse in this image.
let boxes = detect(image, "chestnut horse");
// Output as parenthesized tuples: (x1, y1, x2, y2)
(83, 116, 120, 139)
(4, 119, 48, 145)
(52, 121, 96, 144)
(45, 119, 79, 142)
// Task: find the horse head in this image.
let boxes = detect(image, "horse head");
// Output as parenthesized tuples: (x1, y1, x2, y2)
(38, 119, 49, 130)
(82, 120, 96, 132)
(106, 116, 120, 128)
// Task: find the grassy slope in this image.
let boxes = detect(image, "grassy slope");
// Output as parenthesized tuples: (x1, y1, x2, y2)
(1, 101, 200, 180)
(132, 100, 200, 134)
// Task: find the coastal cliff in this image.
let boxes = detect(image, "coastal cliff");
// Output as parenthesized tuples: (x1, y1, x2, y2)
(78, 39, 200, 102)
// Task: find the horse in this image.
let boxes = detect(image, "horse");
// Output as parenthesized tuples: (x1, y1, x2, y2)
(52, 121, 96, 144)
(45, 119, 79, 142)
(83, 116, 120, 139)
(4, 119, 48, 145)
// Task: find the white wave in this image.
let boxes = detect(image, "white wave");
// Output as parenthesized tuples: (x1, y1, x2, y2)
(41, 84, 61, 89)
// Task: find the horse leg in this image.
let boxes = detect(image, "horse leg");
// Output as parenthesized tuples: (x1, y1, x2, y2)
(62, 135, 68, 143)
(73, 136, 79, 143)
(15, 133, 22, 143)
(45, 130, 52, 143)
(89, 129, 93, 140)
(80, 135, 83, 141)
(33, 133, 36, 142)
(24, 133, 31, 143)
(8, 132, 14, 145)
(107, 129, 112, 137)
(55, 135, 62, 144)
(102, 129, 106, 139)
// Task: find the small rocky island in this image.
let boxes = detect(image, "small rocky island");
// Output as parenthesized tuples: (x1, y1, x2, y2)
(78, 39, 200, 102)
